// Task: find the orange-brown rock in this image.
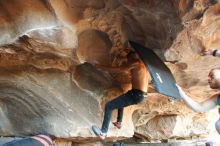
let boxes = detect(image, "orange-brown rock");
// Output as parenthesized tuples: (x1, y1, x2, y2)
(0, 0, 220, 144)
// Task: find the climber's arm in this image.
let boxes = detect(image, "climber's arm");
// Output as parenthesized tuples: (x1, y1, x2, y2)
(176, 84, 218, 112)
(201, 49, 220, 57)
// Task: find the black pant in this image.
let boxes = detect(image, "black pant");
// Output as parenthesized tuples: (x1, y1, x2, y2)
(101, 89, 145, 133)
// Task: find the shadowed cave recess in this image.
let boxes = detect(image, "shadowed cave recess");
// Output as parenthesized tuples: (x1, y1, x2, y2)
(0, 0, 220, 145)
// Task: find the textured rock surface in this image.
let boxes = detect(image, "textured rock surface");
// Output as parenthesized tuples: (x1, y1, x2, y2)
(0, 69, 101, 137)
(0, 0, 220, 143)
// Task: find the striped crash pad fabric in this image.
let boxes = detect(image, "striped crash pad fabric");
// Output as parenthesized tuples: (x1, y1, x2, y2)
(3, 134, 54, 146)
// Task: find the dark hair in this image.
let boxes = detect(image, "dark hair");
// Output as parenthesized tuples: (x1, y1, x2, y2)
(126, 51, 136, 58)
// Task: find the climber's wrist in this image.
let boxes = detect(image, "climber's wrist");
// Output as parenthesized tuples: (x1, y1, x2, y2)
(213, 49, 218, 56)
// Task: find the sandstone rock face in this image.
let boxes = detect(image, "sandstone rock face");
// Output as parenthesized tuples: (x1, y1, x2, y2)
(0, 69, 102, 138)
(77, 29, 112, 64)
(0, 0, 220, 143)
